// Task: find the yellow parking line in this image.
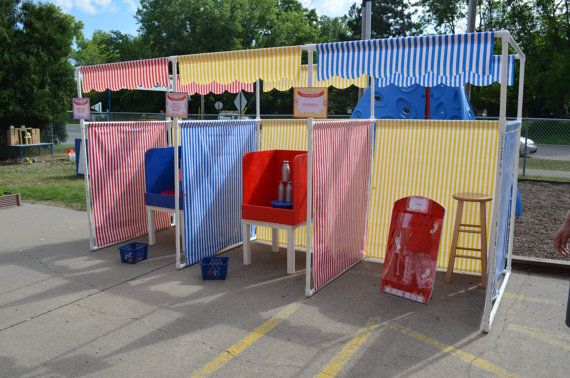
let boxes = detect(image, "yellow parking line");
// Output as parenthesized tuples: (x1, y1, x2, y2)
(316, 320, 381, 377)
(386, 322, 519, 378)
(503, 293, 559, 305)
(508, 324, 570, 351)
(192, 302, 300, 378)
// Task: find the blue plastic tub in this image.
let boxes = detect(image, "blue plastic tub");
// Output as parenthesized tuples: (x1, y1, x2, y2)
(119, 242, 148, 264)
(200, 256, 229, 280)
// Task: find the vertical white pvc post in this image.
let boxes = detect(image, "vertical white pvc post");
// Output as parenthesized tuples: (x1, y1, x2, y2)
(76, 68, 97, 250)
(482, 32, 510, 332)
(255, 80, 261, 150)
(506, 56, 526, 271)
(305, 47, 315, 297)
(172, 57, 185, 269)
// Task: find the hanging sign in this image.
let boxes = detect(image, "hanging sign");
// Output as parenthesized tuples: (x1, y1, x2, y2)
(166, 92, 188, 118)
(293, 87, 328, 118)
(72, 98, 91, 120)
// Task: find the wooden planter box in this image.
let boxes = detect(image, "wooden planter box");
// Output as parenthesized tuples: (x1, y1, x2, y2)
(0, 193, 22, 209)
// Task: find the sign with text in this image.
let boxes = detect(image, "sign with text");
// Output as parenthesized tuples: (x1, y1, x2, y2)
(165, 92, 188, 118)
(72, 98, 91, 120)
(293, 87, 328, 118)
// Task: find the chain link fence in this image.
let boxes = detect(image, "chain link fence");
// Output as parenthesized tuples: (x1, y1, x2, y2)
(518, 118, 570, 182)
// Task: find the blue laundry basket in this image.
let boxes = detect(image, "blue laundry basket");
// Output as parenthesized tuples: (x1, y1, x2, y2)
(119, 242, 148, 264)
(200, 256, 229, 280)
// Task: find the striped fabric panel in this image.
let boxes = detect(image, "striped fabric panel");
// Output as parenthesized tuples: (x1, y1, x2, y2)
(180, 120, 257, 266)
(318, 32, 495, 88)
(493, 121, 520, 295)
(257, 119, 308, 247)
(367, 119, 499, 273)
(312, 120, 372, 291)
(178, 46, 302, 85)
(177, 80, 254, 95)
(470, 55, 516, 87)
(263, 65, 368, 92)
(87, 121, 171, 248)
(80, 58, 169, 93)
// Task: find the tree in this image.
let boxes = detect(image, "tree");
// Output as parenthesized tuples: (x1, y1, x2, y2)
(416, 0, 466, 33)
(347, 0, 421, 39)
(0, 1, 82, 147)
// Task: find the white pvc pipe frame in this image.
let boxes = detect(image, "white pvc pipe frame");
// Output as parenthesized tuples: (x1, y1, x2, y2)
(76, 30, 525, 331)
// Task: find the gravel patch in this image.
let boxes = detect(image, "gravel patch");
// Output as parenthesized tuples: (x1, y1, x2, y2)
(514, 180, 570, 260)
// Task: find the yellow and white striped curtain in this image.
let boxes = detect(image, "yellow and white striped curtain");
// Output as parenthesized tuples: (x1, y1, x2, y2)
(367, 119, 499, 273)
(257, 119, 308, 247)
(178, 46, 302, 85)
(263, 65, 368, 92)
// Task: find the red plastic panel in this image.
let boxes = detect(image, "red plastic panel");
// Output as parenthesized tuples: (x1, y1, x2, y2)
(381, 196, 445, 304)
(242, 150, 307, 226)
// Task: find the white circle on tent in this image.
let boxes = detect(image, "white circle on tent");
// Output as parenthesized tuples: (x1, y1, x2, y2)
(214, 101, 223, 111)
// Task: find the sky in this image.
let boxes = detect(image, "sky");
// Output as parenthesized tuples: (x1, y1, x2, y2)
(52, 0, 356, 39)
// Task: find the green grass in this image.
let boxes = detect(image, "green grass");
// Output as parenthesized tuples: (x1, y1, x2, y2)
(0, 157, 86, 210)
(519, 157, 570, 171)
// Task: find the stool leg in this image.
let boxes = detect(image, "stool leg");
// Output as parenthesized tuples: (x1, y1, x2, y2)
(446, 200, 464, 284)
(480, 202, 488, 289)
(287, 228, 295, 274)
(272, 228, 279, 252)
(147, 207, 156, 245)
(243, 223, 251, 265)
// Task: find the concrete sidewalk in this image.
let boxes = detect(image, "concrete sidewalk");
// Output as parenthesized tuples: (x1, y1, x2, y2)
(0, 204, 568, 377)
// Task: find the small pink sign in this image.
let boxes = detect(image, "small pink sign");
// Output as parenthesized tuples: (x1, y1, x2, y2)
(166, 92, 188, 118)
(72, 98, 91, 120)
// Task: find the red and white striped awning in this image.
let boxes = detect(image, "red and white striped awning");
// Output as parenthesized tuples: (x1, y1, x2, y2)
(176, 80, 254, 95)
(80, 58, 170, 93)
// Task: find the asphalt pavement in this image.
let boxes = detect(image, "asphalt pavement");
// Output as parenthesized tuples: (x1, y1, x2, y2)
(1, 203, 569, 377)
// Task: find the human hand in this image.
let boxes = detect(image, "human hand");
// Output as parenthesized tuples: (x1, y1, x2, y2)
(554, 212, 570, 256)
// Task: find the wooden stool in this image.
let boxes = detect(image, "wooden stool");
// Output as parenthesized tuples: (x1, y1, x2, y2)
(445, 192, 493, 288)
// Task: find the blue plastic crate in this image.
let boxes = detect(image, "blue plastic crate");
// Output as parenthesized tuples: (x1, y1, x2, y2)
(119, 242, 148, 264)
(200, 256, 229, 280)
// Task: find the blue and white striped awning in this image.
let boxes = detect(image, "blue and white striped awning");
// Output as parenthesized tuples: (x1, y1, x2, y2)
(471, 54, 515, 86)
(317, 32, 500, 87)
(375, 54, 516, 87)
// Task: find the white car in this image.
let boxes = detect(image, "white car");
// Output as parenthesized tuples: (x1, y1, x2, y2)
(519, 137, 537, 156)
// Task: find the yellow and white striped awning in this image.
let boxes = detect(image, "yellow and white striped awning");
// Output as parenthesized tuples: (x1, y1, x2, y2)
(178, 46, 302, 85)
(263, 65, 368, 91)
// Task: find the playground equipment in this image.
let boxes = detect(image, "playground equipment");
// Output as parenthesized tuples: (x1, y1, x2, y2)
(74, 30, 525, 332)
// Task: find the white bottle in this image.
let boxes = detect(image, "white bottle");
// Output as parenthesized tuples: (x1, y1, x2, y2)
(281, 160, 290, 182)
(278, 181, 285, 201)
(285, 181, 293, 202)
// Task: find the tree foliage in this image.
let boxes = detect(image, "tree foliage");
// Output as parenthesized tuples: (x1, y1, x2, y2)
(0, 1, 81, 145)
(347, 0, 420, 38)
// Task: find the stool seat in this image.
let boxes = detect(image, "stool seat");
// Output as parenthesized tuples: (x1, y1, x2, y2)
(452, 193, 493, 202)
(446, 192, 492, 288)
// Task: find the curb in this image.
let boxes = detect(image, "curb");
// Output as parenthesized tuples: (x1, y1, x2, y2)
(512, 255, 570, 270)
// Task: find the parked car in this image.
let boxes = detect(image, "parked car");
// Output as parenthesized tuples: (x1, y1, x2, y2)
(218, 111, 252, 120)
(519, 137, 537, 156)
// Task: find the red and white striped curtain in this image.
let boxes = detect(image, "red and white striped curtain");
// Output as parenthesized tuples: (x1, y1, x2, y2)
(177, 80, 254, 95)
(312, 120, 372, 291)
(80, 58, 170, 93)
(87, 121, 171, 248)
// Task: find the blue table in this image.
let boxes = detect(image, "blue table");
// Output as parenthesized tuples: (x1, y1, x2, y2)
(9, 143, 54, 161)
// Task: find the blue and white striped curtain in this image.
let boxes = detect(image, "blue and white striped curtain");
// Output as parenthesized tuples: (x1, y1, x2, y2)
(493, 121, 520, 297)
(318, 32, 498, 87)
(180, 120, 257, 266)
